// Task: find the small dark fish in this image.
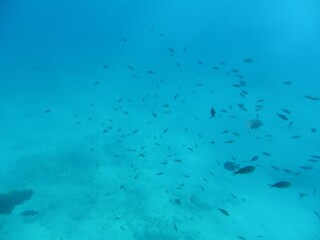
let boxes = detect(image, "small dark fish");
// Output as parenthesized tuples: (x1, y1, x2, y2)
(210, 106, 216, 118)
(21, 210, 38, 217)
(281, 108, 291, 114)
(291, 135, 301, 139)
(102, 65, 109, 69)
(276, 113, 289, 121)
(239, 80, 246, 87)
(283, 81, 292, 85)
(223, 161, 240, 171)
(243, 58, 252, 63)
(248, 119, 263, 130)
(299, 193, 308, 199)
(127, 65, 135, 71)
(173, 223, 178, 232)
(225, 140, 234, 144)
(261, 152, 271, 156)
(237, 236, 246, 240)
(271, 165, 280, 171)
(162, 128, 168, 134)
(218, 208, 229, 216)
(250, 156, 259, 162)
(237, 103, 247, 111)
(146, 70, 154, 74)
(304, 95, 319, 101)
(314, 211, 320, 220)
(282, 169, 292, 174)
(236, 74, 244, 79)
(311, 128, 317, 133)
(300, 166, 313, 170)
(233, 166, 256, 175)
(269, 181, 291, 188)
(44, 109, 51, 113)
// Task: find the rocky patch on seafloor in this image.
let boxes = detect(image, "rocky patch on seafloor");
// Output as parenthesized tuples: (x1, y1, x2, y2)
(0, 189, 34, 215)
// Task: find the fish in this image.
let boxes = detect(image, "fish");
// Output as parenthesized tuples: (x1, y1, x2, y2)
(281, 108, 291, 114)
(261, 152, 271, 156)
(237, 103, 247, 111)
(244, 58, 253, 63)
(21, 210, 38, 217)
(269, 181, 291, 188)
(304, 95, 319, 101)
(248, 119, 263, 130)
(233, 166, 256, 175)
(299, 193, 308, 199)
(218, 208, 230, 216)
(276, 113, 289, 121)
(127, 65, 135, 71)
(311, 128, 317, 133)
(210, 106, 216, 118)
(223, 161, 240, 171)
(173, 223, 178, 232)
(283, 81, 292, 85)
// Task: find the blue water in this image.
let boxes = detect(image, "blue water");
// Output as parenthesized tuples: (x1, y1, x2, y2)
(0, 0, 319, 239)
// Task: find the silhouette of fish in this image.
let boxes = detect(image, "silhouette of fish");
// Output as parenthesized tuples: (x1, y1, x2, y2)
(233, 166, 256, 175)
(248, 119, 263, 130)
(210, 106, 216, 118)
(21, 210, 38, 217)
(224, 161, 240, 171)
(269, 181, 291, 188)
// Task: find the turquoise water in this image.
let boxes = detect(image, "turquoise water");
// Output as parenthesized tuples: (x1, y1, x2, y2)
(0, 0, 319, 239)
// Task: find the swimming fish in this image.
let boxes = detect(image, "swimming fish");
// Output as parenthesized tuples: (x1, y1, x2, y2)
(269, 181, 291, 188)
(224, 161, 240, 171)
(248, 119, 263, 130)
(21, 210, 38, 217)
(276, 113, 289, 121)
(233, 166, 256, 175)
(218, 207, 230, 216)
(210, 106, 216, 118)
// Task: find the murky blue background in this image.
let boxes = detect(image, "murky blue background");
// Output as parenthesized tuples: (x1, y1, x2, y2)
(0, 0, 319, 239)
